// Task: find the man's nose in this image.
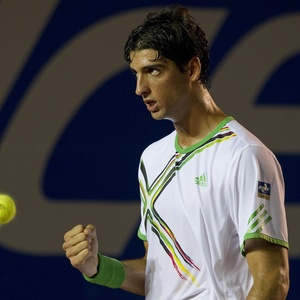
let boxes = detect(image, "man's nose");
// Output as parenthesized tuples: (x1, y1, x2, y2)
(135, 75, 149, 96)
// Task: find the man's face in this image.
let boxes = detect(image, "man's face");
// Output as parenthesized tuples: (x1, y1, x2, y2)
(129, 49, 192, 122)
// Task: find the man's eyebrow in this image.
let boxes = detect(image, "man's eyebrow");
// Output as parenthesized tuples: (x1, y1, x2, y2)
(130, 63, 166, 73)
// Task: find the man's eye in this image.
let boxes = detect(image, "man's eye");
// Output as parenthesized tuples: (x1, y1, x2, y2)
(149, 69, 160, 75)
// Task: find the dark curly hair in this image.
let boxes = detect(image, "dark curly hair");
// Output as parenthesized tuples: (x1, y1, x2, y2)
(124, 5, 210, 88)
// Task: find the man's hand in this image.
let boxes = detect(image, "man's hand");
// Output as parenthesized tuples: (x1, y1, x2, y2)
(63, 224, 99, 277)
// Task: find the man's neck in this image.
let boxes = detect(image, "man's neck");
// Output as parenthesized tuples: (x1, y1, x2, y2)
(174, 89, 226, 149)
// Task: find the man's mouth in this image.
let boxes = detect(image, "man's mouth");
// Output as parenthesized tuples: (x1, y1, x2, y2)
(144, 99, 159, 112)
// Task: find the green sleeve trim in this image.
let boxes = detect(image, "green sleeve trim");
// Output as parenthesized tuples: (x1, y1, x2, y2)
(83, 254, 125, 289)
(241, 233, 289, 256)
(137, 229, 147, 241)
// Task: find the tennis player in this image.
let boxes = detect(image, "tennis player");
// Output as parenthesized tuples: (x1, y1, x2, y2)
(63, 5, 289, 299)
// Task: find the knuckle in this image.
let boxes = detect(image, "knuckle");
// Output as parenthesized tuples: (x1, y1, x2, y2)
(63, 232, 70, 241)
(65, 249, 73, 259)
(62, 242, 67, 251)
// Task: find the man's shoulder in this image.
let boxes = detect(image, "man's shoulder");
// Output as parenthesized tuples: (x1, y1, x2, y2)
(146, 130, 176, 149)
(227, 119, 266, 148)
(142, 130, 176, 157)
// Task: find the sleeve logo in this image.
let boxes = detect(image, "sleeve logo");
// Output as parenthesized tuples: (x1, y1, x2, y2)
(257, 181, 271, 200)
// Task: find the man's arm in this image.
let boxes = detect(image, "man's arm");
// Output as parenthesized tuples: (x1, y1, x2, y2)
(120, 241, 148, 295)
(63, 224, 147, 295)
(245, 238, 289, 299)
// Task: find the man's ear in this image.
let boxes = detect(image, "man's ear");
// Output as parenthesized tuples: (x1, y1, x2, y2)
(188, 57, 201, 82)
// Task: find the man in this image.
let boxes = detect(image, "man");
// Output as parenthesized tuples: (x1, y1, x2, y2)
(63, 5, 289, 299)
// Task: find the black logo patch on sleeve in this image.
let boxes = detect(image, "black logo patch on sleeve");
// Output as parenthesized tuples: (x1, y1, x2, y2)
(258, 181, 271, 200)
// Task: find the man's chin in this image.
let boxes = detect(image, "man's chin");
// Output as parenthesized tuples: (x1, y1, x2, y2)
(150, 111, 174, 123)
(150, 111, 162, 120)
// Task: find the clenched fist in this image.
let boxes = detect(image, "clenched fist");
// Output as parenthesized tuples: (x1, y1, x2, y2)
(63, 224, 99, 277)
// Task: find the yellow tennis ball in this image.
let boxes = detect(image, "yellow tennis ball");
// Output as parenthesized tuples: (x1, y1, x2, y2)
(0, 194, 16, 224)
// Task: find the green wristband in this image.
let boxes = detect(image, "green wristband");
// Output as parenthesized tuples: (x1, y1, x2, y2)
(83, 254, 125, 289)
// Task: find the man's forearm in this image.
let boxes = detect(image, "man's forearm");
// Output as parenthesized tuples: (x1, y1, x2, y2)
(121, 257, 146, 296)
(247, 269, 289, 300)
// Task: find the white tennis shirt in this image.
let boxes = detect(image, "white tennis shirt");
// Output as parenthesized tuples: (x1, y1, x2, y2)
(138, 117, 288, 299)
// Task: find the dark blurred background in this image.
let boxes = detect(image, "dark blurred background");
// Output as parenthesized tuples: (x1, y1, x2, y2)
(0, 0, 299, 299)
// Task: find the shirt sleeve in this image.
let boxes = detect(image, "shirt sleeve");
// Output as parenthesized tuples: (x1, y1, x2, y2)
(227, 145, 289, 256)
